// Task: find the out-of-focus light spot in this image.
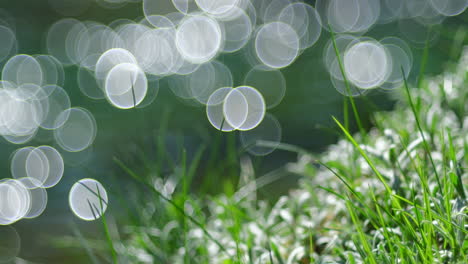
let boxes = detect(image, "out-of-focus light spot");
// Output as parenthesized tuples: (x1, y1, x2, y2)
(69, 178, 108, 221)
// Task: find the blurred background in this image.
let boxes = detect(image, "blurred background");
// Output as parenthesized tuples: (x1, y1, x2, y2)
(0, 0, 467, 262)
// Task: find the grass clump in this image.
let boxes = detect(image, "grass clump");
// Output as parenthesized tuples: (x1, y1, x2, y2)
(66, 48, 468, 264)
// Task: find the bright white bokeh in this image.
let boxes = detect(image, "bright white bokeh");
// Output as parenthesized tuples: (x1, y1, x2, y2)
(176, 14, 222, 64)
(344, 40, 391, 89)
(255, 22, 300, 69)
(95, 48, 138, 80)
(235, 86, 266, 131)
(69, 178, 108, 221)
(2, 55, 43, 86)
(105, 63, 148, 109)
(195, 0, 240, 16)
(0, 179, 31, 225)
(223, 88, 248, 129)
(190, 61, 233, 105)
(54, 107, 97, 152)
(206, 87, 236, 132)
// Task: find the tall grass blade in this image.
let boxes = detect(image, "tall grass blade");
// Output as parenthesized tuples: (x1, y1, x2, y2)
(401, 67, 443, 193)
(328, 24, 365, 137)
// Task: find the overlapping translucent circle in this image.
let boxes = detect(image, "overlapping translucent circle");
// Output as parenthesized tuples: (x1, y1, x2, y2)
(190, 61, 233, 105)
(10, 147, 34, 181)
(54, 107, 97, 152)
(323, 34, 358, 82)
(176, 14, 222, 64)
(172, 0, 198, 14)
(380, 45, 411, 89)
(18, 178, 48, 219)
(3, 133, 37, 145)
(261, 0, 291, 23)
(244, 66, 286, 109)
(429, 0, 468, 16)
(78, 54, 105, 100)
(35, 55, 65, 87)
(25, 148, 50, 187)
(316, 0, 380, 34)
(219, 7, 254, 53)
(136, 79, 160, 109)
(95, 48, 138, 81)
(143, 0, 179, 18)
(40, 85, 71, 130)
(135, 28, 179, 76)
(206, 87, 237, 132)
(105, 63, 148, 109)
(47, 18, 84, 66)
(35, 146, 65, 188)
(0, 84, 48, 138)
(69, 178, 108, 221)
(2, 55, 43, 86)
(206, 86, 266, 132)
(61, 145, 93, 167)
(0, 175, 49, 225)
(235, 86, 266, 131)
(343, 40, 392, 89)
(11, 146, 64, 189)
(0, 179, 31, 225)
(240, 113, 282, 156)
(166, 74, 195, 100)
(255, 22, 300, 69)
(278, 2, 322, 50)
(65, 20, 90, 65)
(398, 18, 440, 46)
(223, 88, 249, 129)
(195, 0, 240, 16)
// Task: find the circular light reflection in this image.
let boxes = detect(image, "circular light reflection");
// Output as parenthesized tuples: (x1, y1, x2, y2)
(54, 107, 97, 152)
(240, 113, 282, 156)
(69, 178, 108, 221)
(255, 22, 300, 69)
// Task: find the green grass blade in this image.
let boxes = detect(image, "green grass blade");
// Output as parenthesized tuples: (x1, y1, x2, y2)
(332, 116, 392, 193)
(328, 24, 365, 137)
(345, 200, 377, 264)
(401, 67, 443, 193)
